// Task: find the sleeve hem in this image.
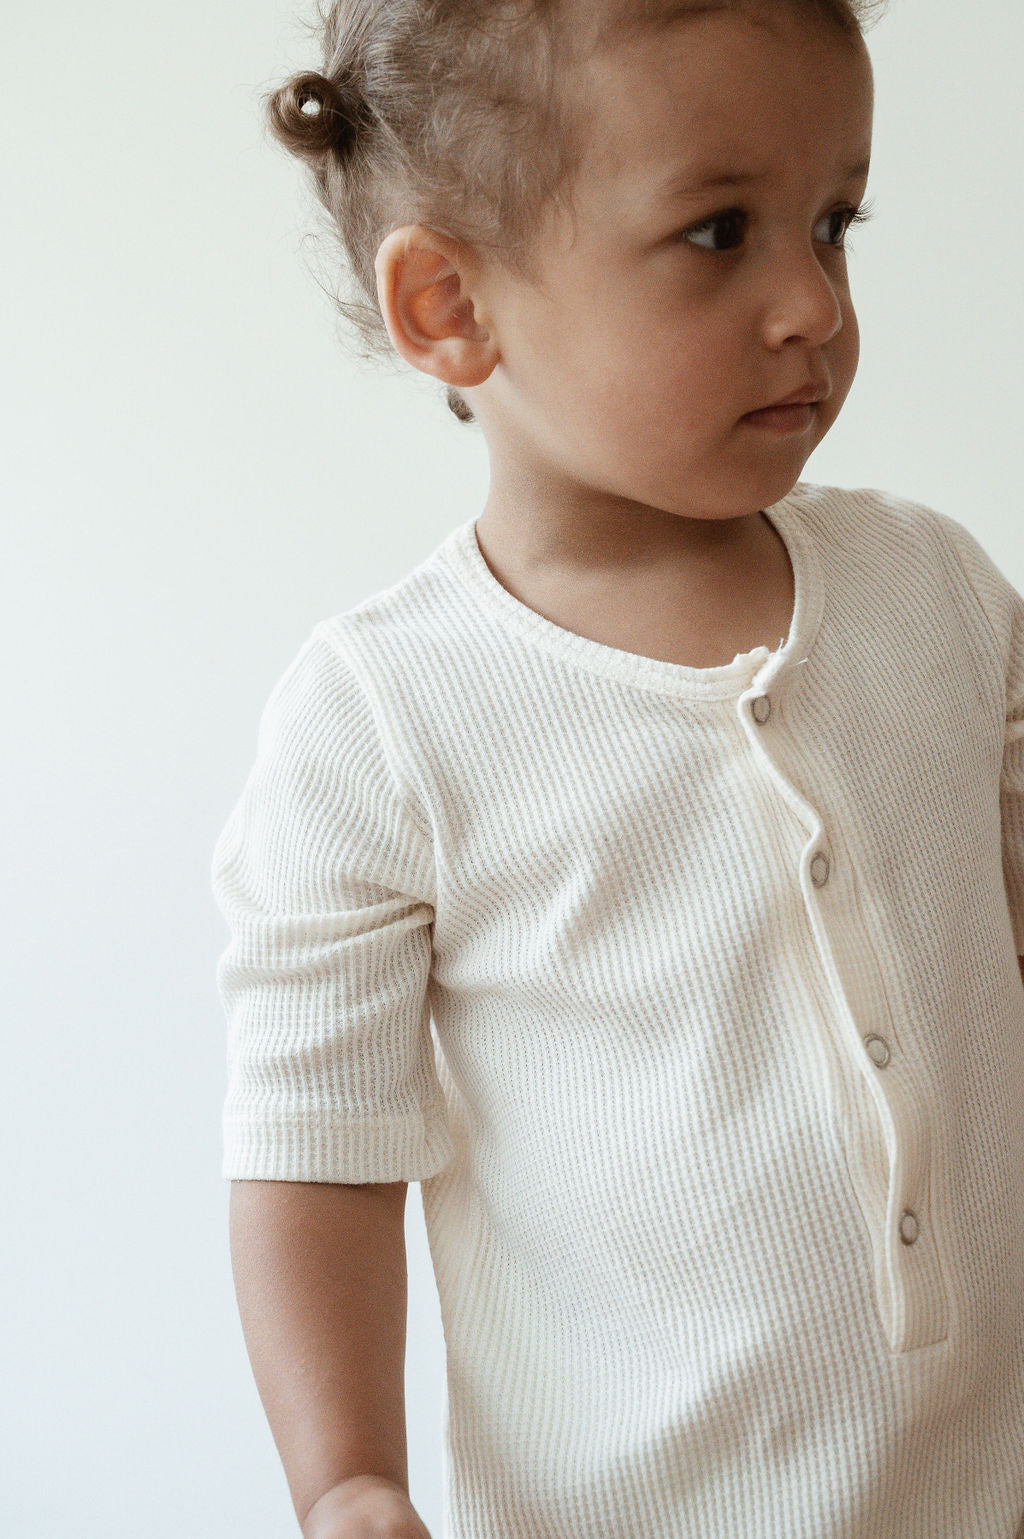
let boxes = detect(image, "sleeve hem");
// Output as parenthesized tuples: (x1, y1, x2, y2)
(221, 1107, 456, 1184)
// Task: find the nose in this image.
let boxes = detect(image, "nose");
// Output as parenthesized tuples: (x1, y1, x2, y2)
(760, 241, 845, 350)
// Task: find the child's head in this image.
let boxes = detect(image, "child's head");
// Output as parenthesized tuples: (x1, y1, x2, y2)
(268, 0, 883, 522)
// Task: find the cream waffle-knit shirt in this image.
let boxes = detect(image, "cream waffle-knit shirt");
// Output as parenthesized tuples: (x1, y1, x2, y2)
(211, 481, 1024, 1539)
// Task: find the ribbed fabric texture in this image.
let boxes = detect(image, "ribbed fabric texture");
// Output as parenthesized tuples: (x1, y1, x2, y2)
(211, 481, 1024, 1539)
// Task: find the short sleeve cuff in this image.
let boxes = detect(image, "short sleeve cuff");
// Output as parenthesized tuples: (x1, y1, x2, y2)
(222, 1106, 456, 1183)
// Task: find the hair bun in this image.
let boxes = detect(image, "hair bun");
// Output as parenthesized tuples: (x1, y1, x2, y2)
(267, 68, 363, 162)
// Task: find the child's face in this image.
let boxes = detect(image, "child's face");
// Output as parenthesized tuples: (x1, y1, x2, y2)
(469, 3, 874, 527)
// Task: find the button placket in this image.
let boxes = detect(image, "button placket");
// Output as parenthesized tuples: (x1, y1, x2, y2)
(739, 659, 943, 1349)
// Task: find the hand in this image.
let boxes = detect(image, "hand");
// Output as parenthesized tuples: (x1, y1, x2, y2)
(301, 1474, 433, 1539)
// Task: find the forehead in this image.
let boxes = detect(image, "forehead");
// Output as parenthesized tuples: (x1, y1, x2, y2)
(572, 6, 874, 205)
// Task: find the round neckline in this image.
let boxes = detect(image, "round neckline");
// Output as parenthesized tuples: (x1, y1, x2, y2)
(440, 484, 822, 700)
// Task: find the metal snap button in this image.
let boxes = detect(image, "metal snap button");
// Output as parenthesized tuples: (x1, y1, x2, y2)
(810, 852, 831, 887)
(864, 1035, 891, 1069)
(899, 1210, 920, 1245)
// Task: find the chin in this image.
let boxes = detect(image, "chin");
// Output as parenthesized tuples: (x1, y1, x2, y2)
(739, 461, 808, 509)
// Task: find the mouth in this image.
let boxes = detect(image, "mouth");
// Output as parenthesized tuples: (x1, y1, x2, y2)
(740, 402, 819, 433)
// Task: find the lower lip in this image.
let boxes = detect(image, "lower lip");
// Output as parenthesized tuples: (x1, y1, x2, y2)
(742, 403, 817, 432)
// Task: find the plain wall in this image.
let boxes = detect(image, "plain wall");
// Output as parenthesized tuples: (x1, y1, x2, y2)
(3, 1, 1022, 1534)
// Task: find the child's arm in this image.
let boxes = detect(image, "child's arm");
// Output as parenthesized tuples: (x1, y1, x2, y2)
(229, 1177, 432, 1538)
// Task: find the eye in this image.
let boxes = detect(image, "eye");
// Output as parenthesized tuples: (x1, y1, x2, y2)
(680, 198, 875, 253)
(681, 207, 747, 252)
(813, 200, 875, 248)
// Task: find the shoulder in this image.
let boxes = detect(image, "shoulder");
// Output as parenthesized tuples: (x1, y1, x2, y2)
(314, 519, 481, 689)
(791, 479, 1012, 602)
(258, 522, 490, 840)
(790, 479, 1011, 572)
(789, 479, 964, 549)
(791, 480, 1023, 687)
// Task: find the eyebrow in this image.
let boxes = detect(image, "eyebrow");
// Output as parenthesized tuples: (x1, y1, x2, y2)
(653, 155, 872, 201)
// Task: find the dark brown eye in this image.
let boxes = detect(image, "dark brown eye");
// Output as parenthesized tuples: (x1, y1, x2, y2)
(680, 209, 747, 251)
(681, 200, 874, 255)
(815, 202, 875, 248)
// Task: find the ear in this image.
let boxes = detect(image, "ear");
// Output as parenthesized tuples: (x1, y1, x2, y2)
(374, 225, 500, 391)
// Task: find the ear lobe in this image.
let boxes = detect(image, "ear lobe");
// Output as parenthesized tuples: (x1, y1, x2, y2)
(375, 225, 499, 389)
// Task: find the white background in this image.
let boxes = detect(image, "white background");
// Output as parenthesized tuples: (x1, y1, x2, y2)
(3, 1, 1022, 1534)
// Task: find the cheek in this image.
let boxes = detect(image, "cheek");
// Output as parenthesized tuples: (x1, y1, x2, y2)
(836, 296, 861, 374)
(814, 311, 860, 438)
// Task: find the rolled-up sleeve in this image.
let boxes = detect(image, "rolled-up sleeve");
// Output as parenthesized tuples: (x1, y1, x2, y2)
(211, 621, 454, 1183)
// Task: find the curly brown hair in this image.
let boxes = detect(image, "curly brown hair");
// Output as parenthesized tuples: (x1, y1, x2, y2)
(264, 0, 889, 426)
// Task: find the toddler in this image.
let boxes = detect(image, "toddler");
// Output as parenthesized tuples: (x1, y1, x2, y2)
(211, 1, 1024, 1535)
